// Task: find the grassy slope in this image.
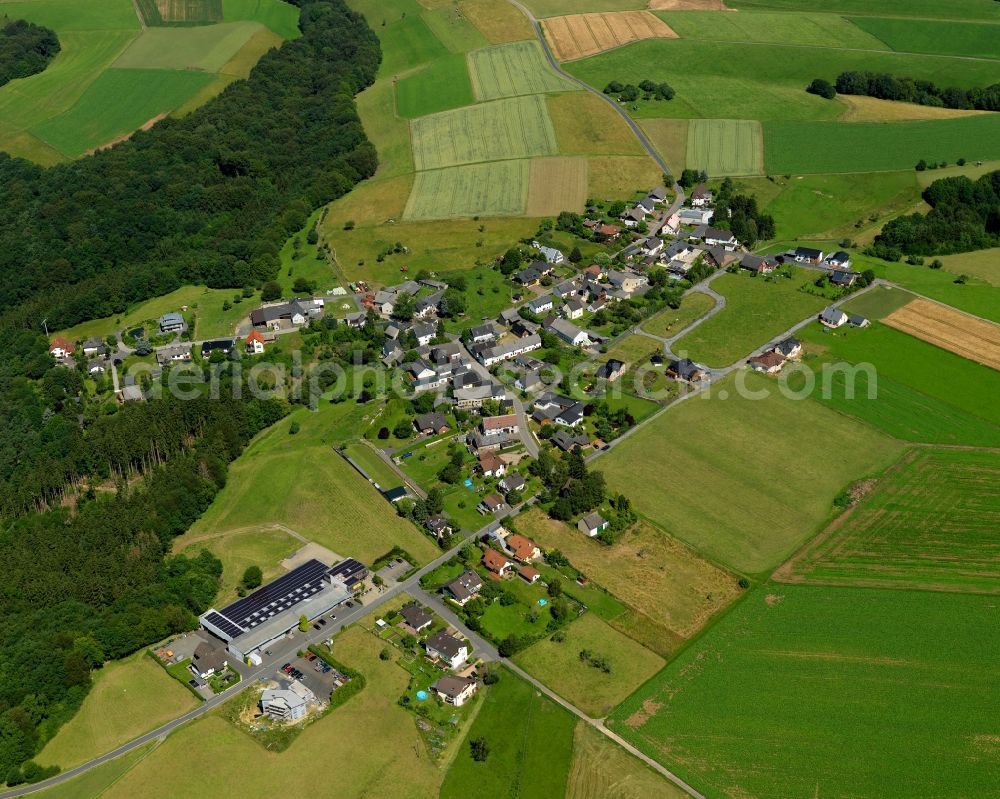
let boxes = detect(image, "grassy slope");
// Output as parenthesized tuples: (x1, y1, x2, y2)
(600, 371, 904, 574)
(658, 10, 890, 49)
(395, 52, 475, 118)
(610, 584, 1000, 799)
(112, 21, 264, 72)
(849, 16, 1000, 59)
(727, 0, 1000, 21)
(222, 0, 302, 39)
(673, 270, 827, 367)
(641, 291, 716, 337)
(36, 652, 197, 770)
(938, 247, 1000, 287)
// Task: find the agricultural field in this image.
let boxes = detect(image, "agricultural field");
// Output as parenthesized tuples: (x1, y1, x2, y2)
(517, 508, 740, 654)
(410, 95, 558, 170)
(404, 160, 530, 220)
(542, 11, 677, 62)
(36, 651, 197, 770)
(673, 270, 827, 367)
(835, 95, 991, 122)
(186, 404, 440, 565)
(727, 0, 1000, 20)
(111, 21, 262, 71)
(514, 613, 665, 718)
(938, 247, 1000, 287)
(765, 115, 1000, 174)
(658, 9, 889, 48)
(420, 3, 489, 52)
(394, 52, 474, 117)
(135, 0, 222, 25)
(458, 0, 535, 44)
(685, 118, 762, 176)
(641, 291, 716, 338)
(467, 40, 573, 100)
(848, 16, 1000, 60)
(610, 584, 1000, 799)
(600, 371, 904, 574)
(36, 745, 157, 799)
(586, 155, 663, 200)
(882, 298, 1000, 371)
(549, 91, 646, 155)
(778, 448, 1000, 593)
(639, 117, 688, 174)
(526, 156, 588, 216)
(441, 670, 576, 799)
(566, 723, 689, 799)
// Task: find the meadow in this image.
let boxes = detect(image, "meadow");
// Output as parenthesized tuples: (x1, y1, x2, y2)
(36, 651, 197, 770)
(638, 117, 687, 174)
(672, 270, 827, 366)
(727, 0, 1000, 20)
(939, 247, 1000, 287)
(394, 52, 474, 117)
(641, 291, 716, 338)
(135, 0, 222, 26)
(610, 584, 1000, 799)
(685, 118, 762, 176)
(404, 160, 530, 220)
(517, 508, 740, 654)
(848, 16, 1000, 60)
(111, 21, 263, 71)
(467, 40, 572, 101)
(765, 115, 1000, 174)
(659, 9, 889, 49)
(526, 156, 588, 216)
(514, 613, 665, 718)
(600, 371, 904, 574)
(441, 669, 576, 799)
(780, 448, 1000, 593)
(524, 0, 647, 17)
(410, 95, 558, 170)
(458, 0, 535, 44)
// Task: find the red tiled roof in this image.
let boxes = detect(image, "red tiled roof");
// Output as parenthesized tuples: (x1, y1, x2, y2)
(483, 414, 518, 431)
(506, 534, 538, 562)
(518, 566, 540, 582)
(483, 548, 512, 573)
(49, 337, 73, 352)
(246, 330, 265, 344)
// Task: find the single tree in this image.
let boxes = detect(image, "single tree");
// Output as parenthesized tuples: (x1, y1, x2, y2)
(242, 565, 263, 590)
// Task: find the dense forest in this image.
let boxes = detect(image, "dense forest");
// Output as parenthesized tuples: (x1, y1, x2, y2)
(810, 70, 1000, 111)
(0, 18, 59, 88)
(0, 0, 382, 783)
(869, 170, 1000, 258)
(0, 0, 380, 332)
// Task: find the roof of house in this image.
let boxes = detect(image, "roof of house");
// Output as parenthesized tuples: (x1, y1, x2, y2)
(480, 493, 508, 513)
(400, 603, 433, 630)
(796, 246, 823, 259)
(432, 675, 476, 699)
(426, 514, 451, 532)
(446, 570, 482, 601)
(159, 312, 184, 325)
(829, 270, 858, 285)
(192, 641, 228, 674)
(648, 186, 668, 201)
(425, 630, 466, 659)
(479, 451, 505, 473)
(827, 251, 851, 263)
(580, 511, 607, 530)
(483, 547, 513, 572)
(849, 314, 869, 326)
(518, 565, 540, 581)
(667, 358, 702, 379)
(501, 473, 526, 492)
(506, 534, 538, 561)
(556, 402, 586, 426)
(820, 306, 847, 324)
(382, 486, 410, 502)
(49, 337, 73, 352)
(246, 330, 266, 344)
(551, 429, 589, 451)
(691, 183, 712, 200)
(596, 359, 626, 379)
(483, 414, 518, 431)
(415, 412, 449, 431)
(749, 350, 785, 369)
(774, 337, 800, 357)
(702, 226, 736, 242)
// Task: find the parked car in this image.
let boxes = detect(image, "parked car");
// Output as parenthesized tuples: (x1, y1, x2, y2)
(281, 663, 291, 673)
(318, 618, 327, 626)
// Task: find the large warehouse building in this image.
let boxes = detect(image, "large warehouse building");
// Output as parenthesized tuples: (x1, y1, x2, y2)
(200, 558, 367, 660)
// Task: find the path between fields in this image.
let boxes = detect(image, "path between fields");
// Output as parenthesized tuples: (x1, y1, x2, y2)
(129, 0, 147, 30)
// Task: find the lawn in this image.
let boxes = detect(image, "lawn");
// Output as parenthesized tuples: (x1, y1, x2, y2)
(938, 247, 1000, 287)
(517, 508, 740, 654)
(404, 160, 530, 220)
(441, 669, 576, 799)
(468, 40, 573, 100)
(641, 291, 716, 338)
(32, 68, 217, 157)
(395, 52, 475, 118)
(600, 371, 904, 574)
(673, 270, 827, 367)
(375, 9, 450, 77)
(514, 613, 665, 718)
(177, 527, 301, 606)
(604, 333, 661, 367)
(779, 448, 1000, 593)
(566, 722, 688, 799)
(36, 651, 197, 770)
(112, 21, 263, 71)
(526, 156, 589, 217)
(549, 92, 648, 156)
(610, 584, 1000, 799)
(685, 118, 762, 177)
(411, 95, 559, 170)
(848, 16, 1000, 60)
(185, 404, 440, 565)
(81, 624, 444, 799)
(764, 115, 1000, 174)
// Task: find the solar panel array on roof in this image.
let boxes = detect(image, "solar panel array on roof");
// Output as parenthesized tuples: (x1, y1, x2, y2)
(328, 558, 367, 586)
(218, 558, 329, 631)
(203, 611, 244, 639)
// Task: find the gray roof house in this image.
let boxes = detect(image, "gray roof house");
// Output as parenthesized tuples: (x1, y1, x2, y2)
(158, 312, 186, 334)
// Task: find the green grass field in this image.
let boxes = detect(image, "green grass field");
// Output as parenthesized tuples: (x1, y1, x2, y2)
(673, 270, 827, 367)
(565, 39, 1000, 121)
(223, 0, 301, 39)
(514, 613, 665, 718)
(112, 21, 263, 71)
(601, 371, 904, 574)
(0, 0, 139, 30)
(782, 448, 1000, 593)
(411, 95, 558, 170)
(849, 16, 1000, 59)
(404, 160, 530, 220)
(728, 0, 1000, 21)
(341, 442, 405, 490)
(685, 118, 762, 176)
(422, 4, 489, 53)
(395, 52, 474, 118)
(36, 651, 197, 770)
(641, 291, 716, 338)
(467, 40, 573, 101)
(938, 247, 1000, 287)
(610, 584, 1000, 798)
(376, 10, 449, 76)
(441, 670, 576, 799)
(659, 10, 889, 49)
(765, 115, 1000, 174)
(36, 745, 156, 799)
(522, 0, 646, 17)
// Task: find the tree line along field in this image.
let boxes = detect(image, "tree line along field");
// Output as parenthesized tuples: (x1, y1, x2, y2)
(0, 0, 299, 160)
(685, 118, 762, 176)
(609, 584, 1000, 799)
(778, 448, 1000, 594)
(600, 371, 905, 575)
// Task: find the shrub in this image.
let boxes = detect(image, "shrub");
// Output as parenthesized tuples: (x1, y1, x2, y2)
(806, 78, 836, 100)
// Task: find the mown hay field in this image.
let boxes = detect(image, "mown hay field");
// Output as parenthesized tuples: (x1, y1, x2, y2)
(685, 118, 762, 176)
(526, 156, 588, 216)
(849, 16, 1000, 60)
(542, 11, 676, 62)
(467, 40, 573, 100)
(112, 21, 263, 71)
(659, 9, 887, 48)
(778, 448, 1000, 593)
(549, 91, 646, 155)
(404, 160, 530, 219)
(410, 94, 558, 170)
(459, 0, 535, 43)
(883, 298, 1000, 371)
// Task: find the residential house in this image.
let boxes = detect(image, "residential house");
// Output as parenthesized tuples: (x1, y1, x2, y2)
(551, 429, 589, 452)
(405, 360, 448, 392)
(640, 236, 664, 257)
(666, 358, 706, 382)
(483, 414, 519, 436)
(515, 369, 544, 392)
(477, 334, 542, 367)
(552, 280, 579, 300)
(245, 330, 266, 354)
(82, 338, 105, 357)
(156, 344, 192, 366)
(432, 675, 478, 707)
(596, 359, 626, 381)
(532, 241, 565, 264)
(546, 317, 590, 347)
(383, 486, 410, 503)
(518, 565, 541, 584)
(578, 512, 609, 537)
(527, 295, 554, 315)
(445, 571, 482, 605)
(48, 338, 73, 359)
(191, 641, 228, 679)
(620, 207, 646, 227)
(774, 337, 802, 359)
(829, 270, 859, 288)
(582, 264, 604, 281)
(647, 186, 668, 204)
(636, 196, 656, 216)
(506, 534, 540, 563)
(701, 227, 739, 250)
(704, 246, 740, 270)
(607, 270, 647, 294)
(469, 322, 499, 343)
(499, 473, 526, 495)
(479, 451, 507, 478)
(201, 339, 234, 358)
(415, 412, 450, 435)
(562, 299, 586, 320)
(748, 350, 785, 374)
(482, 547, 515, 575)
(250, 299, 322, 329)
(661, 212, 680, 236)
(819, 307, 848, 328)
(498, 307, 521, 326)
(795, 247, 825, 264)
(426, 514, 453, 541)
(740, 253, 778, 275)
(510, 319, 538, 338)
(454, 383, 506, 410)
(555, 401, 587, 428)
(849, 314, 871, 328)
(158, 312, 186, 334)
(825, 251, 852, 269)
(478, 493, 510, 516)
(690, 184, 713, 208)
(678, 207, 713, 226)
(595, 223, 622, 242)
(87, 359, 106, 375)
(424, 630, 469, 670)
(414, 291, 445, 320)
(400, 603, 433, 633)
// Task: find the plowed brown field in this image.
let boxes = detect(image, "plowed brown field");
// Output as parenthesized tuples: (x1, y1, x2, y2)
(542, 11, 677, 62)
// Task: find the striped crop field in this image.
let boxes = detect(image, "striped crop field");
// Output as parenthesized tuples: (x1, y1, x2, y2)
(686, 118, 763, 175)
(403, 160, 530, 220)
(410, 94, 559, 170)
(467, 40, 574, 100)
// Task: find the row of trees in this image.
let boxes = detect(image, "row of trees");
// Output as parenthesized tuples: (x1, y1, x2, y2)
(869, 170, 1000, 258)
(603, 79, 674, 103)
(808, 71, 1000, 111)
(0, 18, 59, 88)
